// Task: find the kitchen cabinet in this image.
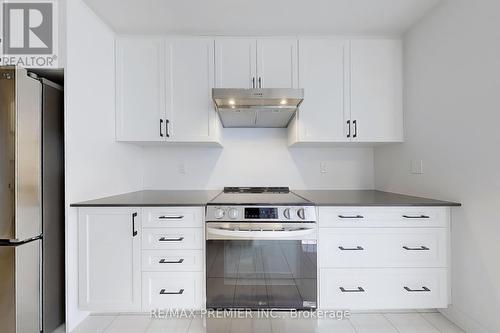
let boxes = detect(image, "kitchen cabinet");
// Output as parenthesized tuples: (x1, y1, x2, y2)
(141, 207, 205, 311)
(215, 38, 298, 89)
(165, 38, 221, 143)
(317, 206, 450, 310)
(77, 207, 205, 313)
(288, 38, 348, 144)
(215, 38, 256, 89)
(78, 208, 141, 311)
(116, 37, 221, 145)
(350, 39, 403, 142)
(116, 37, 165, 142)
(289, 38, 403, 145)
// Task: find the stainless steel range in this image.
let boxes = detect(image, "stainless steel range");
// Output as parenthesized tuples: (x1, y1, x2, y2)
(205, 187, 317, 310)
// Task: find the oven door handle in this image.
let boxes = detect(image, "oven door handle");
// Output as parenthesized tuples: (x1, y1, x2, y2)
(206, 226, 316, 239)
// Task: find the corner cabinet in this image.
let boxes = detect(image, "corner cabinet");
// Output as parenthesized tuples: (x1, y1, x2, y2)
(289, 38, 403, 146)
(78, 208, 141, 311)
(115, 37, 222, 145)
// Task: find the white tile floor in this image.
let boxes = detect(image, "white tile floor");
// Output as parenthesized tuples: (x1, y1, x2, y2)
(71, 311, 465, 333)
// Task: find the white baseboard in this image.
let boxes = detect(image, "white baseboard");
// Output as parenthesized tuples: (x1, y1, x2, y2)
(440, 306, 493, 333)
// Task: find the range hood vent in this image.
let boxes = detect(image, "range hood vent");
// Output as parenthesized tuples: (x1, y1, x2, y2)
(212, 88, 304, 128)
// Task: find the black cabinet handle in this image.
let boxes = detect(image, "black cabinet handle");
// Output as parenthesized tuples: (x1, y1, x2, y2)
(159, 258, 184, 264)
(158, 215, 184, 220)
(339, 246, 364, 251)
(402, 215, 430, 219)
(347, 120, 351, 138)
(340, 287, 365, 293)
(403, 246, 430, 251)
(159, 237, 184, 242)
(159, 119, 164, 137)
(132, 213, 138, 237)
(338, 215, 364, 219)
(166, 119, 170, 138)
(404, 286, 430, 292)
(258, 77, 262, 88)
(353, 120, 357, 138)
(160, 288, 184, 295)
(252, 77, 256, 88)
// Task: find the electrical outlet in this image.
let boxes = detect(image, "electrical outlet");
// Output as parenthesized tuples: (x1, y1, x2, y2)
(178, 163, 186, 175)
(411, 160, 424, 174)
(320, 162, 328, 174)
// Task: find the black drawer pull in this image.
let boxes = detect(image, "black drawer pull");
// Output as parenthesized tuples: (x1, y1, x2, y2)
(338, 215, 364, 219)
(159, 258, 184, 264)
(132, 212, 138, 237)
(159, 237, 184, 242)
(404, 286, 430, 292)
(158, 215, 184, 220)
(340, 287, 365, 293)
(403, 246, 430, 251)
(402, 215, 430, 219)
(339, 246, 364, 251)
(160, 288, 184, 295)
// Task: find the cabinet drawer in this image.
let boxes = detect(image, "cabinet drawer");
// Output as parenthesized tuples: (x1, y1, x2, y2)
(319, 228, 447, 268)
(142, 228, 203, 250)
(319, 207, 449, 228)
(142, 272, 204, 311)
(142, 250, 203, 272)
(142, 207, 203, 228)
(319, 268, 448, 310)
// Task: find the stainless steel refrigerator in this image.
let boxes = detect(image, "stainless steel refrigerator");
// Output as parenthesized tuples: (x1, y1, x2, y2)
(0, 67, 64, 333)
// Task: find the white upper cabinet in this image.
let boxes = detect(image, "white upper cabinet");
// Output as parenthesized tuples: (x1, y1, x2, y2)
(115, 37, 221, 145)
(165, 38, 220, 143)
(289, 39, 348, 144)
(214, 38, 298, 89)
(350, 39, 403, 142)
(116, 37, 165, 142)
(256, 38, 298, 88)
(215, 38, 256, 89)
(289, 38, 403, 145)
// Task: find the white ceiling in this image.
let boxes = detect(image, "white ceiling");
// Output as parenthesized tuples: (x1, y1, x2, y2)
(83, 0, 441, 36)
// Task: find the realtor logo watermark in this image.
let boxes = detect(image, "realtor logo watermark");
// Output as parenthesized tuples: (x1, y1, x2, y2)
(1, 0, 58, 67)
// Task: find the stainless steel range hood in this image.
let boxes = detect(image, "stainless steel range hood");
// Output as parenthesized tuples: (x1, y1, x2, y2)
(212, 88, 304, 128)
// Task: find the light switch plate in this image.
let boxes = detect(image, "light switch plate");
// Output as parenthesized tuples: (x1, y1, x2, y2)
(320, 162, 328, 174)
(411, 159, 424, 174)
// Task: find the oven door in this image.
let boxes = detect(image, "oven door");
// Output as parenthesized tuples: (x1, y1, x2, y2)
(206, 222, 317, 310)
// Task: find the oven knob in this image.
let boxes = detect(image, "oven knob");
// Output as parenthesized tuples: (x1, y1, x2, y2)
(283, 208, 291, 219)
(214, 208, 225, 219)
(228, 208, 239, 219)
(297, 208, 306, 220)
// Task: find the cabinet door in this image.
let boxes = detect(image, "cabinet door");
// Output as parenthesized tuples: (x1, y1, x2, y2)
(350, 39, 403, 142)
(215, 38, 256, 88)
(116, 38, 165, 141)
(295, 39, 349, 142)
(78, 208, 141, 311)
(256, 38, 298, 88)
(165, 38, 219, 142)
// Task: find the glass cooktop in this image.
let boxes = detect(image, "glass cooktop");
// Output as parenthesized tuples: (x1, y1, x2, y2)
(208, 187, 311, 206)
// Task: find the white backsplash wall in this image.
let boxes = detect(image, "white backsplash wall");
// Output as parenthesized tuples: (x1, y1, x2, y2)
(143, 128, 374, 189)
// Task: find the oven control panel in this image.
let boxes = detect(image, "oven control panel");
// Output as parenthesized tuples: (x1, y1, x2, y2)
(206, 206, 317, 222)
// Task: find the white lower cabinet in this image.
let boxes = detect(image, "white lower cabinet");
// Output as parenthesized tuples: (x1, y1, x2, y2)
(78, 207, 205, 313)
(320, 268, 448, 310)
(78, 208, 142, 312)
(318, 206, 451, 310)
(142, 272, 204, 311)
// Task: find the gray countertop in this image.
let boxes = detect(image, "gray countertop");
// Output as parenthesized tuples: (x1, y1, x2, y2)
(70, 190, 221, 207)
(71, 189, 460, 207)
(293, 190, 461, 207)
